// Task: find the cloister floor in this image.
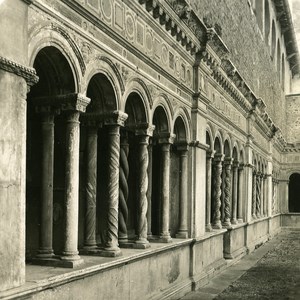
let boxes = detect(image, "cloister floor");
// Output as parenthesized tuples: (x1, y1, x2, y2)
(180, 229, 300, 300)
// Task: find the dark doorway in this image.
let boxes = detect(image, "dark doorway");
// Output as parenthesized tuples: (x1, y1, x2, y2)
(288, 173, 300, 212)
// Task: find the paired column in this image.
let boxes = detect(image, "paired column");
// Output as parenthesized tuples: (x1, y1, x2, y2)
(252, 170, 257, 219)
(260, 174, 265, 217)
(37, 109, 55, 258)
(205, 150, 214, 232)
(255, 172, 261, 218)
(84, 125, 99, 250)
(263, 175, 268, 216)
(212, 154, 224, 229)
(222, 158, 233, 228)
(231, 161, 239, 225)
(159, 135, 175, 242)
(237, 164, 244, 223)
(176, 144, 189, 238)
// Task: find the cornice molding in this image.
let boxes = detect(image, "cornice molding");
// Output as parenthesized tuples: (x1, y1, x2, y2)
(0, 56, 38, 86)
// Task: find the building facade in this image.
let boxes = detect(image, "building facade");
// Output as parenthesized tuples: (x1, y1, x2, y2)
(0, 0, 299, 299)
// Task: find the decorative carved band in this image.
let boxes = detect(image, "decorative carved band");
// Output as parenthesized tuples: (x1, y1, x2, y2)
(0, 56, 38, 86)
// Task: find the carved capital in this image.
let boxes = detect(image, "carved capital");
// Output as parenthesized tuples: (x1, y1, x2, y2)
(189, 140, 210, 150)
(104, 110, 128, 127)
(135, 123, 156, 137)
(158, 133, 176, 145)
(176, 142, 189, 152)
(214, 153, 225, 162)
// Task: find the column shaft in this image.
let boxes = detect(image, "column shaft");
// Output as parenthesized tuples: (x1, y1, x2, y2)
(177, 149, 189, 238)
(147, 140, 153, 238)
(38, 112, 55, 257)
(104, 125, 121, 254)
(237, 167, 244, 223)
(256, 174, 261, 218)
(223, 159, 232, 227)
(62, 111, 81, 261)
(84, 127, 98, 248)
(212, 157, 223, 229)
(136, 135, 150, 245)
(160, 143, 172, 241)
(231, 164, 239, 225)
(118, 133, 129, 244)
(205, 155, 213, 231)
(252, 172, 257, 219)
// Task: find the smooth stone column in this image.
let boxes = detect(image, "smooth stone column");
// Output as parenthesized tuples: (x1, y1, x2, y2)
(176, 144, 189, 238)
(37, 111, 55, 258)
(252, 170, 257, 219)
(118, 132, 129, 245)
(212, 154, 224, 229)
(260, 173, 264, 217)
(84, 126, 98, 250)
(160, 142, 172, 242)
(231, 161, 239, 225)
(205, 151, 214, 232)
(237, 164, 244, 223)
(147, 139, 153, 239)
(263, 175, 267, 216)
(61, 111, 82, 264)
(135, 135, 150, 248)
(222, 158, 233, 228)
(256, 172, 261, 218)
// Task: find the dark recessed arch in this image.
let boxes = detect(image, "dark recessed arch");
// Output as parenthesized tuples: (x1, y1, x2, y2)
(271, 21, 276, 59)
(214, 137, 222, 154)
(125, 92, 147, 126)
(86, 73, 118, 113)
(30, 46, 76, 97)
(224, 140, 231, 157)
(288, 173, 300, 212)
(174, 117, 187, 143)
(264, 0, 270, 41)
(153, 106, 169, 135)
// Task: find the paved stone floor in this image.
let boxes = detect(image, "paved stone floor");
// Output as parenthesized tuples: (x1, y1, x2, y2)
(180, 230, 300, 300)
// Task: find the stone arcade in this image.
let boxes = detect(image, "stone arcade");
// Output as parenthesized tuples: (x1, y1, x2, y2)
(0, 0, 300, 299)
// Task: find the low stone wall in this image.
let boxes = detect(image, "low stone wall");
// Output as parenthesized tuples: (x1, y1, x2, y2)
(246, 218, 270, 252)
(281, 213, 300, 228)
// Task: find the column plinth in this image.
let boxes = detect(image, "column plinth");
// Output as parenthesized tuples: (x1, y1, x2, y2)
(176, 145, 189, 238)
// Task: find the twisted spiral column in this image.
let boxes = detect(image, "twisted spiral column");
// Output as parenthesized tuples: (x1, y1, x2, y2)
(104, 125, 121, 254)
(136, 135, 150, 245)
(37, 111, 55, 258)
(118, 132, 129, 244)
(231, 162, 239, 225)
(237, 165, 244, 223)
(256, 173, 261, 218)
(252, 171, 257, 219)
(84, 126, 98, 249)
(212, 155, 223, 229)
(223, 158, 233, 227)
(61, 111, 81, 261)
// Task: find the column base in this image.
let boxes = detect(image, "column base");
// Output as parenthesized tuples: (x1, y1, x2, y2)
(231, 219, 238, 225)
(252, 214, 257, 220)
(222, 222, 232, 229)
(176, 231, 188, 238)
(32, 255, 83, 268)
(119, 240, 151, 249)
(36, 249, 54, 259)
(157, 233, 172, 243)
(212, 221, 222, 229)
(97, 247, 122, 257)
(80, 247, 102, 255)
(205, 224, 213, 232)
(237, 218, 243, 223)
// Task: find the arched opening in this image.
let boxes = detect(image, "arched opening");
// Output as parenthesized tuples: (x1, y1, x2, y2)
(288, 173, 300, 212)
(151, 106, 171, 239)
(271, 21, 276, 59)
(79, 72, 119, 251)
(26, 46, 76, 260)
(264, 0, 270, 42)
(205, 130, 213, 231)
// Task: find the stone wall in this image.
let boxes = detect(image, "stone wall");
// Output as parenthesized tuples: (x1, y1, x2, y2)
(286, 94, 300, 143)
(190, 0, 286, 131)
